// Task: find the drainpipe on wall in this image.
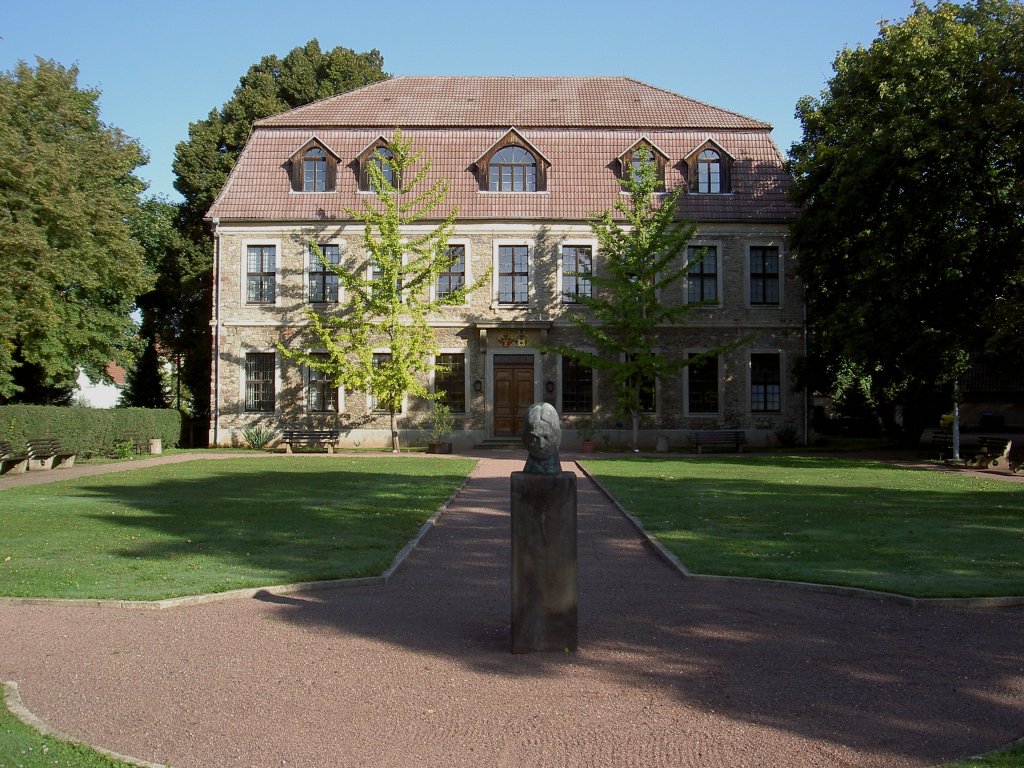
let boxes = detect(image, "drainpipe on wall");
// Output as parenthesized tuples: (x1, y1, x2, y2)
(212, 217, 221, 447)
(803, 300, 810, 447)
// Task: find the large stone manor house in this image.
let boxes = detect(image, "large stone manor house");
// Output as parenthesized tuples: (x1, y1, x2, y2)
(206, 76, 803, 449)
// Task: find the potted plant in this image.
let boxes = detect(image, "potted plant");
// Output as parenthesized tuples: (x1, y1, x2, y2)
(576, 418, 597, 453)
(427, 401, 455, 454)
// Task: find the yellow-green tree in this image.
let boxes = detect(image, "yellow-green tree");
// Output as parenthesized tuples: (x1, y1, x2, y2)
(281, 130, 485, 452)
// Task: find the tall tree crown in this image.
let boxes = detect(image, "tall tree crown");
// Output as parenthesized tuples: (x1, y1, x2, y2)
(0, 58, 151, 400)
(789, 0, 1024, 411)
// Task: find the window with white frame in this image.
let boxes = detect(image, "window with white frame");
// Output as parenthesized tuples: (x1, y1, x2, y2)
(306, 353, 338, 412)
(498, 245, 529, 304)
(309, 244, 340, 303)
(246, 245, 276, 304)
(750, 246, 780, 305)
(244, 352, 275, 412)
(750, 353, 781, 413)
(687, 245, 719, 304)
(436, 244, 466, 300)
(370, 259, 403, 302)
(561, 245, 593, 303)
(370, 352, 402, 413)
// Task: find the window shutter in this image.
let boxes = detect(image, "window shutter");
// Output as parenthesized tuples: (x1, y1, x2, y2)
(326, 156, 336, 191)
(291, 157, 303, 191)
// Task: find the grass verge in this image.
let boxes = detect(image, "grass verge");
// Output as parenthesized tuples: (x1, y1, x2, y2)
(942, 744, 1024, 767)
(582, 456, 1024, 598)
(0, 691, 134, 767)
(0, 456, 474, 600)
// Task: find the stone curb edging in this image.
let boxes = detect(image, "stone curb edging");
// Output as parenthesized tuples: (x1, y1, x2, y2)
(576, 460, 1024, 610)
(2, 680, 170, 768)
(0, 463, 478, 611)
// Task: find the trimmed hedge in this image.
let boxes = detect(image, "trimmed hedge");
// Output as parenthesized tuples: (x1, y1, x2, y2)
(0, 406, 182, 458)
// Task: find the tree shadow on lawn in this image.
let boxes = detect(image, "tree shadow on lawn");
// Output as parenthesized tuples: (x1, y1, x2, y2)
(70, 463, 471, 596)
(607, 485, 1024, 599)
(244, 463, 1024, 766)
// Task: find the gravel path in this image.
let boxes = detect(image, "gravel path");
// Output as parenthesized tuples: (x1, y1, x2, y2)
(1, 455, 1023, 767)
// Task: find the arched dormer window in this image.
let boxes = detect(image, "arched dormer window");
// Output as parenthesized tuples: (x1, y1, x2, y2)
(288, 138, 339, 192)
(303, 147, 327, 192)
(685, 139, 733, 194)
(631, 147, 654, 182)
(489, 146, 537, 191)
(373, 147, 395, 188)
(357, 137, 398, 192)
(475, 129, 549, 192)
(698, 149, 721, 193)
(617, 138, 667, 191)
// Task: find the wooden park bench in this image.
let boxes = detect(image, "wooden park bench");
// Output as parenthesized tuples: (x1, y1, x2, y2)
(26, 438, 77, 470)
(967, 437, 1013, 470)
(693, 429, 747, 454)
(925, 428, 954, 460)
(281, 428, 340, 454)
(0, 440, 29, 475)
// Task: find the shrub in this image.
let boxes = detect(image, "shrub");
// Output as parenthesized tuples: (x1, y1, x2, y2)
(242, 424, 276, 450)
(774, 424, 800, 448)
(0, 405, 183, 457)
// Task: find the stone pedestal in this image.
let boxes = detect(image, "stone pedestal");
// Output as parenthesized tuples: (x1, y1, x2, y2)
(510, 471, 578, 653)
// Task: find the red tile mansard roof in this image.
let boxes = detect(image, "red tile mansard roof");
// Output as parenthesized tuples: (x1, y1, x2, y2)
(208, 76, 797, 223)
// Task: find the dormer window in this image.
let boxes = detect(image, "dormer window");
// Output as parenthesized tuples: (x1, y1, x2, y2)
(475, 129, 549, 192)
(288, 138, 338, 193)
(373, 147, 395, 188)
(489, 146, 536, 191)
(357, 137, 399, 192)
(685, 139, 732, 194)
(617, 138, 667, 190)
(698, 149, 721, 193)
(303, 148, 327, 192)
(631, 147, 655, 182)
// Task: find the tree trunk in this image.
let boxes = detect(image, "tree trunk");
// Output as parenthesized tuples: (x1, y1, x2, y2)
(631, 408, 640, 452)
(390, 407, 400, 453)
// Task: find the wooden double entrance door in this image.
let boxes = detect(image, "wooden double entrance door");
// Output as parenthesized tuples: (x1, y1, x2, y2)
(493, 354, 534, 438)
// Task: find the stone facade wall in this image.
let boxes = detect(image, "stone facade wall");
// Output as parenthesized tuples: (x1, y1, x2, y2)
(212, 221, 805, 449)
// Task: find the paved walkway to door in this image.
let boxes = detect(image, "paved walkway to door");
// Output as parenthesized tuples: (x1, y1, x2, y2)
(1, 454, 1023, 767)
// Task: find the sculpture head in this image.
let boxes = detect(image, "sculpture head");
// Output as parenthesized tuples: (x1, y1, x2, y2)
(522, 402, 562, 474)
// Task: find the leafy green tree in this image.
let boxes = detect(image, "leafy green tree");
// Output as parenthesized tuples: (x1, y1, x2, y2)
(548, 156, 738, 451)
(789, 0, 1024, 434)
(119, 337, 168, 409)
(166, 40, 388, 424)
(281, 130, 485, 453)
(0, 58, 151, 402)
(130, 196, 202, 414)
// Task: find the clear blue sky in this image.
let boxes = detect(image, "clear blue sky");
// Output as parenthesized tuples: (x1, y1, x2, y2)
(2, 0, 918, 201)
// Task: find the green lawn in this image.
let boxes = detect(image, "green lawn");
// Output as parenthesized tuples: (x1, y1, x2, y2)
(0, 456, 474, 600)
(582, 456, 1024, 598)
